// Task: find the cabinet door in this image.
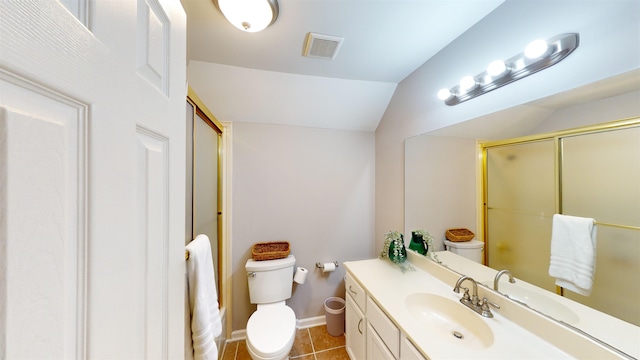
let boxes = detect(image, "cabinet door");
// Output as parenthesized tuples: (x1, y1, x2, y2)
(401, 336, 429, 360)
(367, 323, 396, 360)
(346, 295, 366, 360)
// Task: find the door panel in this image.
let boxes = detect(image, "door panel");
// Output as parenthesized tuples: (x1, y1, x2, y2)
(0, 83, 87, 358)
(0, 1, 186, 358)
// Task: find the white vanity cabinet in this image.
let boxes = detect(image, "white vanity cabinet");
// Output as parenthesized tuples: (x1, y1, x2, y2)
(345, 273, 366, 360)
(348, 271, 421, 360)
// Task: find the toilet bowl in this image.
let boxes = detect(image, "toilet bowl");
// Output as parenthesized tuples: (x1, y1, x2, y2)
(245, 255, 298, 360)
(246, 302, 296, 360)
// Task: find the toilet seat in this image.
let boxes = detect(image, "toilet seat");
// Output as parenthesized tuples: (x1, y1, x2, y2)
(246, 305, 296, 359)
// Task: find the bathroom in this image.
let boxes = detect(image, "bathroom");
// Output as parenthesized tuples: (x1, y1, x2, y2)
(1, 0, 638, 359)
(185, 0, 639, 352)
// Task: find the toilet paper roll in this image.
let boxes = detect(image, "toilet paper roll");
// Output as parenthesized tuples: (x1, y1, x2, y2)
(322, 262, 336, 273)
(294, 267, 308, 284)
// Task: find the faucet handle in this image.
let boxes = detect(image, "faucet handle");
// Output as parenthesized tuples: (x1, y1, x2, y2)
(481, 297, 500, 310)
(480, 297, 499, 318)
(461, 287, 471, 301)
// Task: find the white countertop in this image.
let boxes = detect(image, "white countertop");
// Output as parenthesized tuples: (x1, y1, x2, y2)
(432, 251, 640, 359)
(344, 251, 638, 359)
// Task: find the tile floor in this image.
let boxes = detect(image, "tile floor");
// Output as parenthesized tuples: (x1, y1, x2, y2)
(221, 325, 349, 360)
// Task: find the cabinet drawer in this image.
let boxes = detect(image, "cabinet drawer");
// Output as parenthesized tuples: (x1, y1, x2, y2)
(345, 272, 366, 312)
(367, 297, 399, 359)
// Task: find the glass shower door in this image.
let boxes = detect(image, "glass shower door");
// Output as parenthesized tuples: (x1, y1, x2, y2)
(560, 127, 640, 325)
(486, 140, 556, 291)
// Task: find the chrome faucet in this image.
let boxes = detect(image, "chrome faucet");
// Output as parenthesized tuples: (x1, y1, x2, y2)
(453, 275, 499, 318)
(453, 275, 479, 306)
(494, 269, 516, 292)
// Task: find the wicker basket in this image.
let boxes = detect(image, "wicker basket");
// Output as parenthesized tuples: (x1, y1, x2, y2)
(445, 228, 475, 242)
(251, 241, 290, 261)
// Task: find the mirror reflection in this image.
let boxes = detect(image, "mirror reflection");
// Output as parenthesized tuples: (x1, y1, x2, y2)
(485, 126, 640, 326)
(404, 73, 640, 356)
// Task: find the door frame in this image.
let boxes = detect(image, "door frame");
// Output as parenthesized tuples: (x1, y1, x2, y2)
(186, 87, 232, 338)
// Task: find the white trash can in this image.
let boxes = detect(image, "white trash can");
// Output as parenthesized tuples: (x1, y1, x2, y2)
(324, 297, 345, 336)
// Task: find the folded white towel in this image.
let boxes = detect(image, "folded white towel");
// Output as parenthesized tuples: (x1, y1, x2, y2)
(548, 214, 597, 296)
(186, 234, 222, 360)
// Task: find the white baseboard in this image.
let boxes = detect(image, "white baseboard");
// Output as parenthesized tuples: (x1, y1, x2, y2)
(229, 329, 246, 342)
(228, 315, 327, 343)
(297, 315, 326, 329)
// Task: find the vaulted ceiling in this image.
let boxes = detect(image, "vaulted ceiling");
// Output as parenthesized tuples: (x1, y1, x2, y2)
(182, 0, 640, 133)
(181, 0, 504, 131)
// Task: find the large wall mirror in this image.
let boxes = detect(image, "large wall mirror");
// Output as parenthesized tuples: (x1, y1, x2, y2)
(405, 70, 640, 356)
(484, 121, 640, 326)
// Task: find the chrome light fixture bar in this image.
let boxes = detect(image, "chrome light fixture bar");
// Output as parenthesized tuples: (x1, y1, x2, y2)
(439, 33, 579, 106)
(213, 0, 279, 33)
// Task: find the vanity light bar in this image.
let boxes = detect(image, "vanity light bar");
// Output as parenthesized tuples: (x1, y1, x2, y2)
(439, 33, 580, 106)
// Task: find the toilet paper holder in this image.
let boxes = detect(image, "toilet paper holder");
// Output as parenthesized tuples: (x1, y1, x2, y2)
(316, 261, 339, 270)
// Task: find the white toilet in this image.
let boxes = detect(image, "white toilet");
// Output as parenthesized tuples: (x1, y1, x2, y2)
(444, 239, 484, 263)
(245, 255, 297, 360)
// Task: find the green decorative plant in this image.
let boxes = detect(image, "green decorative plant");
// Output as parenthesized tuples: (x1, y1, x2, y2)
(380, 230, 415, 272)
(412, 229, 440, 263)
(380, 231, 407, 263)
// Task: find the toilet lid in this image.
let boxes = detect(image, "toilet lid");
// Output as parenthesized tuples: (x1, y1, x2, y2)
(247, 305, 296, 357)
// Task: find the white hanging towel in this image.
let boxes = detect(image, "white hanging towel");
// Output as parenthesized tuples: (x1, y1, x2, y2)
(548, 214, 597, 296)
(186, 234, 222, 360)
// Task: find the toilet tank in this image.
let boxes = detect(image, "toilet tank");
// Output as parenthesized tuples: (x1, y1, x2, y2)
(246, 255, 296, 304)
(444, 239, 484, 263)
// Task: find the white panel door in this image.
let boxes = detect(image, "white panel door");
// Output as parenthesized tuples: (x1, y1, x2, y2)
(0, 1, 186, 358)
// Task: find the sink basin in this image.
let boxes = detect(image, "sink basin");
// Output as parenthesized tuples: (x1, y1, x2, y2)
(405, 293, 494, 349)
(483, 281, 580, 324)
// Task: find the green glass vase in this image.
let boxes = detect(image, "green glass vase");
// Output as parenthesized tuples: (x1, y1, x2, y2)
(389, 234, 407, 263)
(408, 231, 428, 255)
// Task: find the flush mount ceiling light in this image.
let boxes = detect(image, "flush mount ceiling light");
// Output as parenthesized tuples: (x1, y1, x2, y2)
(213, 0, 279, 33)
(438, 33, 579, 106)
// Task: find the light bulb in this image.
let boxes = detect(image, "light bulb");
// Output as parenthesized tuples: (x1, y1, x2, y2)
(525, 39, 549, 58)
(437, 88, 452, 100)
(487, 60, 508, 76)
(459, 76, 477, 91)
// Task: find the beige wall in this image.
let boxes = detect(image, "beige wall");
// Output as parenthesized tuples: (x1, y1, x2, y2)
(404, 136, 478, 251)
(231, 122, 375, 331)
(531, 91, 640, 134)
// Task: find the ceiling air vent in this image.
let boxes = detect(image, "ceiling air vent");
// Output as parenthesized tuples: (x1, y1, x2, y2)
(303, 32, 344, 60)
